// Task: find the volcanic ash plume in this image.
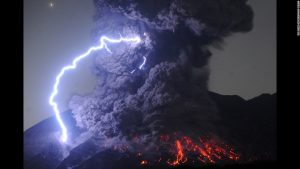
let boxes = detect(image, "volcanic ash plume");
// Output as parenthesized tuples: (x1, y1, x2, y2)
(69, 0, 253, 165)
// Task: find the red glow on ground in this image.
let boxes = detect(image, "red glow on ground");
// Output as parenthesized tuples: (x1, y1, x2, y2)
(111, 134, 240, 167)
(161, 135, 240, 166)
(167, 140, 188, 166)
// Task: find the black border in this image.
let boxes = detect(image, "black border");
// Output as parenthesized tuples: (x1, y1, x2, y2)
(277, 0, 298, 168)
(1, 0, 23, 168)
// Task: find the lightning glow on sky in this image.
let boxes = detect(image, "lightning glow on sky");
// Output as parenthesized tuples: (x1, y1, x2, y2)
(49, 35, 142, 143)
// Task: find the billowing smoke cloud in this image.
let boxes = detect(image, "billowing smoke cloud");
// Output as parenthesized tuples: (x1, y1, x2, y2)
(69, 0, 253, 150)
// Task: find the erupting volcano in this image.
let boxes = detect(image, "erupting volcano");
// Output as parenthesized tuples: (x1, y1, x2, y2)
(24, 0, 276, 169)
(24, 92, 276, 169)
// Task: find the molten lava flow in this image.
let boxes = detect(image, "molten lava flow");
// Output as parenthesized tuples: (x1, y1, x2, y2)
(161, 135, 240, 166)
(111, 134, 240, 167)
(167, 140, 188, 166)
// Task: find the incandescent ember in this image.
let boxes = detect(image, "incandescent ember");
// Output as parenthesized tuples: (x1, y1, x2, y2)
(130, 133, 241, 167)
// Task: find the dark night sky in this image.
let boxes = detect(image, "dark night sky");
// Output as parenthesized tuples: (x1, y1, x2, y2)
(24, 0, 276, 130)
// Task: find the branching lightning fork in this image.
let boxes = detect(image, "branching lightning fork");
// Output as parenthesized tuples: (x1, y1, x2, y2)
(49, 35, 142, 143)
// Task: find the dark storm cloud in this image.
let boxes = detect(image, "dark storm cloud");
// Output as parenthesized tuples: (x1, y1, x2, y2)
(69, 0, 253, 149)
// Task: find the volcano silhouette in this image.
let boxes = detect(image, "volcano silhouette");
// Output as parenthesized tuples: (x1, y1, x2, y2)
(24, 92, 276, 169)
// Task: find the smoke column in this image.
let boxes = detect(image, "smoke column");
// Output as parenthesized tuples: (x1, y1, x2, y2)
(69, 0, 254, 158)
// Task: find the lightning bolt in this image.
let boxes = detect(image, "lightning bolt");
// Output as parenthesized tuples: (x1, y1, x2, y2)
(139, 56, 147, 69)
(130, 56, 147, 74)
(49, 35, 142, 143)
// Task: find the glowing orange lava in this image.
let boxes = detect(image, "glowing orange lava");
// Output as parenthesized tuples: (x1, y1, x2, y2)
(167, 140, 188, 166)
(162, 135, 240, 166)
(112, 134, 240, 167)
(140, 160, 148, 165)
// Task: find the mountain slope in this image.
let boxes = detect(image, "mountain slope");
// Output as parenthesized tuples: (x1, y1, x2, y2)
(24, 92, 276, 169)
